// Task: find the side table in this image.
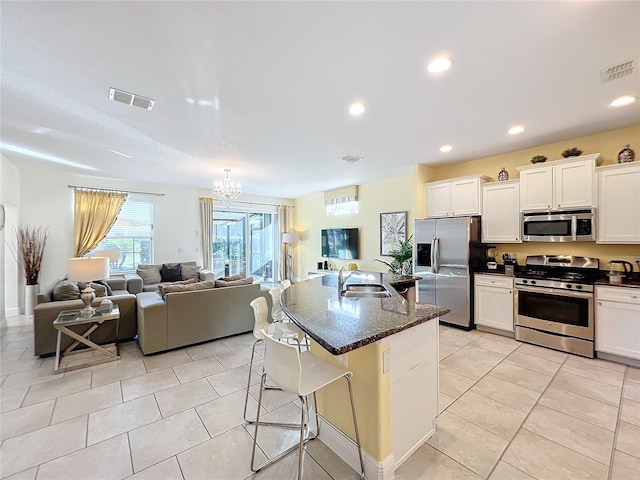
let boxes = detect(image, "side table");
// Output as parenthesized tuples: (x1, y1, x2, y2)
(53, 307, 121, 373)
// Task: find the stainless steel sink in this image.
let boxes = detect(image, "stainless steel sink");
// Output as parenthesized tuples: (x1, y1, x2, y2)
(341, 284, 392, 298)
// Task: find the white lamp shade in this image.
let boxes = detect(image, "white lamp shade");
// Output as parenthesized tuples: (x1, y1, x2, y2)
(68, 257, 110, 282)
(282, 232, 299, 244)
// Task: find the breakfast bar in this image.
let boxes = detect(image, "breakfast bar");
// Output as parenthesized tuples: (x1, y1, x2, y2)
(281, 273, 449, 480)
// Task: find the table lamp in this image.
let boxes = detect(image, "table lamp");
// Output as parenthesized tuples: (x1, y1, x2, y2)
(68, 257, 110, 317)
(282, 232, 299, 281)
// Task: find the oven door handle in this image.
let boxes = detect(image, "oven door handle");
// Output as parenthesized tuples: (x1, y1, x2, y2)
(515, 284, 593, 299)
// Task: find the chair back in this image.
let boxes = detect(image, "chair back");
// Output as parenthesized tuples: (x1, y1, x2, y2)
(268, 287, 284, 321)
(281, 279, 291, 289)
(261, 329, 302, 394)
(250, 297, 270, 340)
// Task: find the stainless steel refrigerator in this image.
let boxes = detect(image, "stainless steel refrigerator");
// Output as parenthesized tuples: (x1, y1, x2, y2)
(413, 217, 484, 329)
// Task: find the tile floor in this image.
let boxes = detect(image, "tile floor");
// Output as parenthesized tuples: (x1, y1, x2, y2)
(1, 315, 639, 480)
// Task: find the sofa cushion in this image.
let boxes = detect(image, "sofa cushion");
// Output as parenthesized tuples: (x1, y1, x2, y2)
(77, 282, 108, 298)
(162, 280, 216, 297)
(137, 265, 162, 285)
(161, 264, 182, 282)
(159, 278, 199, 298)
(215, 277, 254, 288)
(181, 265, 202, 281)
(53, 281, 81, 301)
(222, 274, 245, 281)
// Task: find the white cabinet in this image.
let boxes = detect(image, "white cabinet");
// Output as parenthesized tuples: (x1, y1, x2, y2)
(425, 175, 489, 218)
(481, 180, 521, 243)
(595, 286, 640, 360)
(474, 274, 514, 333)
(597, 162, 640, 243)
(517, 154, 599, 211)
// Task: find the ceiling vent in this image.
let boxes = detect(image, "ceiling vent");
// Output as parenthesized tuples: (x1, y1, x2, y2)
(600, 60, 635, 82)
(109, 87, 155, 110)
(341, 155, 361, 163)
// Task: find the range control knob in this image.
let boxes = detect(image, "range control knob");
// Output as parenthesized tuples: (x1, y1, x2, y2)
(566, 284, 572, 289)
(576, 285, 583, 290)
(531, 280, 536, 285)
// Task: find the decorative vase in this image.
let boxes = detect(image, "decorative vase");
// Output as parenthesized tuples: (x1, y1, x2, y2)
(618, 144, 635, 163)
(498, 167, 509, 182)
(25, 284, 38, 315)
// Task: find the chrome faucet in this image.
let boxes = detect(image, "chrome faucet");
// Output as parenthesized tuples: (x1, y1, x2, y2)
(338, 265, 359, 293)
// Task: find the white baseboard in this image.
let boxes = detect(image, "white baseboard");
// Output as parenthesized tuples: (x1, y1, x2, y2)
(317, 415, 396, 480)
(5, 307, 20, 317)
(393, 421, 435, 469)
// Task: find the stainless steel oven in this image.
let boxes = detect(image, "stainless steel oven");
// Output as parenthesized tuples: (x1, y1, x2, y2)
(522, 208, 596, 242)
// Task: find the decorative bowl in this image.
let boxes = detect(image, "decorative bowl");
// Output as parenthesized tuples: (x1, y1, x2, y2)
(531, 155, 547, 164)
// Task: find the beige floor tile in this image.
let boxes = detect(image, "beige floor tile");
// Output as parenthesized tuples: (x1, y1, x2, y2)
(393, 442, 482, 480)
(489, 362, 552, 393)
(623, 381, 640, 402)
(427, 411, 508, 478)
(482, 333, 519, 345)
(1, 347, 26, 362)
(177, 425, 267, 480)
(249, 383, 298, 412)
(469, 337, 519, 355)
(0, 357, 43, 376)
(129, 408, 209, 472)
(439, 369, 475, 399)
(453, 345, 507, 367)
(471, 375, 540, 413)
(127, 457, 183, 480)
(3, 466, 37, 480)
(551, 371, 622, 406)
(439, 392, 456, 413)
(36, 433, 132, 480)
(51, 381, 122, 424)
(172, 356, 225, 384)
(615, 421, 640, 458)
(440, 354, 493, 381)
(250, 447, 333, 480)
(1, 365, 63, 392)
(207, 364, 258, 397)
(620, 398, 640, 426)
(0, 415, 87, 478)
(611, 450, 640, 480)
(91, 358, 147, 388)
(514, 343, 568, 363)
(560, 357, 625, 387)
(538, 386, 619, 431)
(215, 347, 254, 369)
(627, 367, 640, 384)
(488, 461, 536, 480)
(502, 429, 608, 480)
(0, 386, 28, 413)
(448, 391, 527, 440)
(185, 339, 231, 360)
(22, 370, 92, 406)
(121, 368, 179, 402)
(221, 333, 256, 351)
(439, 343, 460, 360)
(438, 331, 477, 349)
(197, 389, 265, 437)
(87, 395, 161, 446)
(523, 404, 614, 465)
(504, 350, 562, 376)
(0, 399, 54, 441)
(245, 403, 306, 460)
(142, 349, 192, 372)
(155, 377, 219, 417)
(570, 354, 627, 373)
(305, 440, 360, 480)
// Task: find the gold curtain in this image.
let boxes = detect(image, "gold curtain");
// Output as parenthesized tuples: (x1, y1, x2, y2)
(73, 189, 128, 257)
(279, 205, 292, 281)
(199, 197, 213, 271)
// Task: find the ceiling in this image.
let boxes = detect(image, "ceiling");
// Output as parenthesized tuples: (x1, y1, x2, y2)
(1, 1, 639, 199)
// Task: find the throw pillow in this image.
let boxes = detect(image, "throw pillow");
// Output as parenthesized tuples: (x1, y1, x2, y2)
(94, 279, 113, 296)
(161, 280, 216, 298)
(222, 273, 246, 281)
(137, 265, 162, 285)
(161, 263, 182, 282)
(215, 277, 254, 288)
(53, 281, 81, 301)
(181, 265, 202, 281)
(77, 282, 108, 298)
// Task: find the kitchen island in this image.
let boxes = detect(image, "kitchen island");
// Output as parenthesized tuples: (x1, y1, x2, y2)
(281, 273, 449, 480)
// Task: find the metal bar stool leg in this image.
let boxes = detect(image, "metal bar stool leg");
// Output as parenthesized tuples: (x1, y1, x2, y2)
(346, 374, 366, 479)
(243, 340, 259, 423)
(297, 395, 307, 480)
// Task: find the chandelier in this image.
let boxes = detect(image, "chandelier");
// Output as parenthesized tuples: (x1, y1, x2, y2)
(213, 169, 241, 206)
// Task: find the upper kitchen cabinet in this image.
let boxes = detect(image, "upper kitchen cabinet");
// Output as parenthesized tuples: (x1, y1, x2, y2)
(597, 162, 640, 243)
(517, 154, 600, 211)
(482, 180, 521, 243)
(425, 175, 489, 218)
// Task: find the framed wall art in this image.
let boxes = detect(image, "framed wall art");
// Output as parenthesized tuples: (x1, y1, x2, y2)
(380, 211, 407, 255)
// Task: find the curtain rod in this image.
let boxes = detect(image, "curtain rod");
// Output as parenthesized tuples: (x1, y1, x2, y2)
(68, 185, 165, 197)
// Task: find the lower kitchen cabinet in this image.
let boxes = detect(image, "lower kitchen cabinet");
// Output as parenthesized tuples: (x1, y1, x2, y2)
(595, 286, 640, 360)
(474, 274, 514, 333)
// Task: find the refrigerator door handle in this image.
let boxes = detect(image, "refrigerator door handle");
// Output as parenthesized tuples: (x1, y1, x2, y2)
(430, 237, 436, 274)
(434, 236, 440, 274)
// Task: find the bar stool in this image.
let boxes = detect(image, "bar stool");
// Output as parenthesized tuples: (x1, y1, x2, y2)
(250, 329, 366, 480)
(281, 279, 292, 289)
(268, 287, 308, 348)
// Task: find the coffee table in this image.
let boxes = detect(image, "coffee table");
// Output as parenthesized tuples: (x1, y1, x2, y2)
(53, 307, 120, 372)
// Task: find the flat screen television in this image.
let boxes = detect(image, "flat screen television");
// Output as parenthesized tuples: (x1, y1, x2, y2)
(321, 228, 359, 259)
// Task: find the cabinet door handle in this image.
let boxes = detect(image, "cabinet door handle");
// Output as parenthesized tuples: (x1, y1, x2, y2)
(598, 301, 602, 305)
(632, 295, 638, 299)
(558, 204, 560, 208)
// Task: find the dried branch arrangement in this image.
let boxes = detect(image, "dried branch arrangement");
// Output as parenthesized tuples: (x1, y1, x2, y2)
(15, 226, 48, 285)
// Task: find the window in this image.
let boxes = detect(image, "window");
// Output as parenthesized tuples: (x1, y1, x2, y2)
(89, 198, 154, 273)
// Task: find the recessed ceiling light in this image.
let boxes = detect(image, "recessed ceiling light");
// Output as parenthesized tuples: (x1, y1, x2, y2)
(427, 57, 453, 73)
(109, 149, 132, 159)
(440, 145, 453, 153)
(609, 95, 636, 107)
(186, 97, 195, 104)
(349, 102, 365, 116)
(508, 125, 525, 135)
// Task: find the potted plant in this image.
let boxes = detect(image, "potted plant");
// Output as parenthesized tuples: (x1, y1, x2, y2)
(13, 226, 48, 314)
(374, 235, 413, 276)
(531, 155, 547, 164)
(562, 147, 583, 158)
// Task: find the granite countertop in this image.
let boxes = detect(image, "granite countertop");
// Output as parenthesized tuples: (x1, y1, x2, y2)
(281, 272, 448, 355)
(595, 272, 640, 289)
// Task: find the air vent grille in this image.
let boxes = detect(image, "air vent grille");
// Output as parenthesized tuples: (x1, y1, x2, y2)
(341, 155, 361, 163)
(601, 60, 635, 82)
(109, 87, 155, 110)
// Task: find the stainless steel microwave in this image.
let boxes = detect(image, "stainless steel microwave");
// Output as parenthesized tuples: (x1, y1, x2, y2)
(522, 208, 596, 242)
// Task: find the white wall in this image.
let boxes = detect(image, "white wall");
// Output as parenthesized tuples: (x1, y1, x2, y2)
(2, 155, 21, 318)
